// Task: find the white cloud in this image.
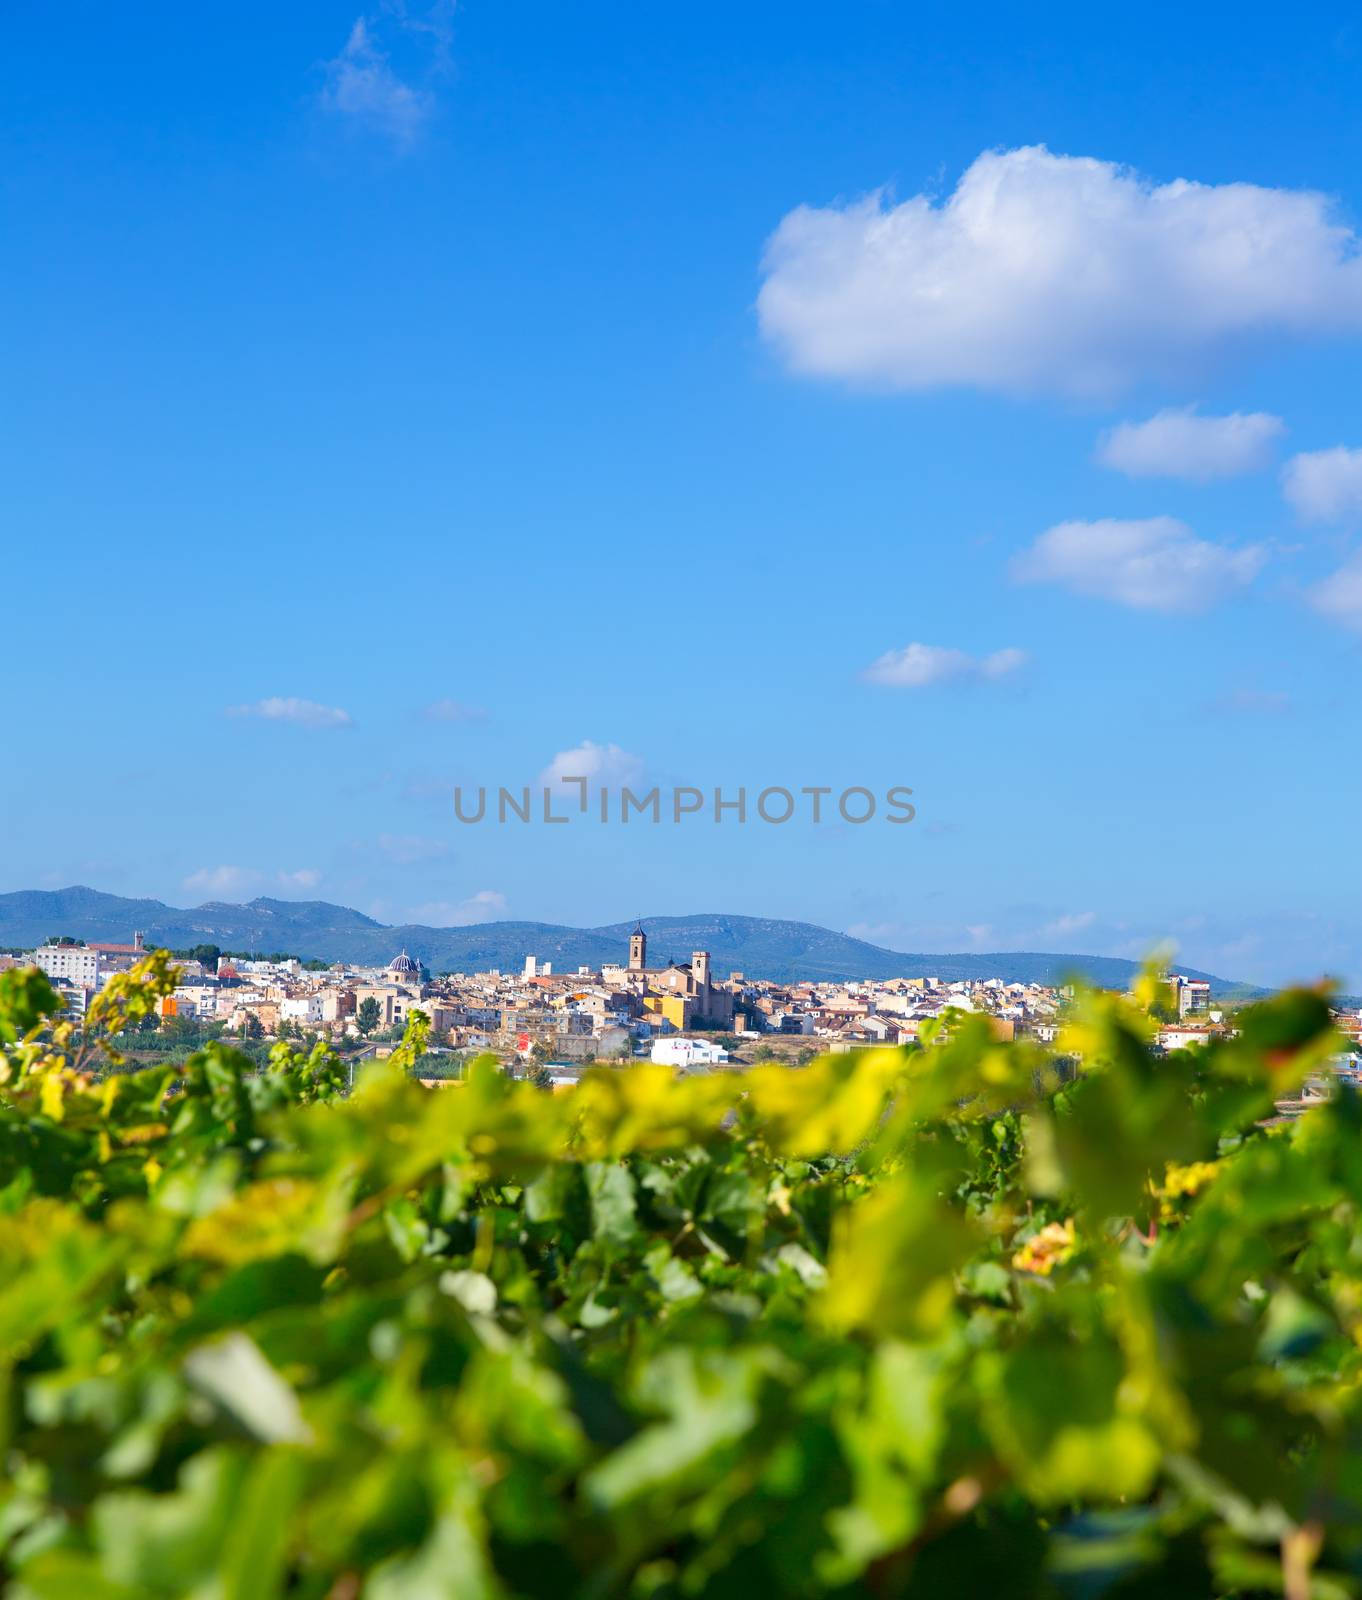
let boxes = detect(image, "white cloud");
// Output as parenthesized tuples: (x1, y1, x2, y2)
(404, 890, 507, 926)
(1281, 446, 1362, 522)
(277, 868, 322, 891)
(1214, 688, 1292, 715)
(319, 5, 453, 146)
(1097, 407, 1285, 480)
(377, 832, 450, 865)
(226, 697, 352, 729)
(757, 146, 1362, 398)
(185, 865, 322, 898)
(538, 740, 645, 794)
(423, 697, 487, 723)
(184, 865, 263, 898)
(845, 920, 906, 944)
(1012, 516, 1264, 612)
(1309, 556, 1362, 630)
(861, 642, 1027, 689)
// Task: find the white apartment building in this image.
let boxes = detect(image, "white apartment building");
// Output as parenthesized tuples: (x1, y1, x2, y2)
(32, 944, 100, 989)
(172, 984, 221, 1019)
(1171, 976, 1212, 1018)
(53, 982, 93, 1020)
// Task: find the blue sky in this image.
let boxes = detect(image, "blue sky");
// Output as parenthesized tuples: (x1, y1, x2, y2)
(5, 0, 1362, 987)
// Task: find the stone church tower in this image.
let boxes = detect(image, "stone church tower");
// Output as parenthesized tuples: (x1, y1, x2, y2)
(628, 920, 647, 971)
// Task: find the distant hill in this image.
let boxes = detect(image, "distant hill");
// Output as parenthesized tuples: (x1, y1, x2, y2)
(0, 886, 1259, 995)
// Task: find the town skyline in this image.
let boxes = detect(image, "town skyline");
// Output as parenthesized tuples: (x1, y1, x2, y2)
(0, 883, 1292, 997)
(19, 916, 1244, 1070)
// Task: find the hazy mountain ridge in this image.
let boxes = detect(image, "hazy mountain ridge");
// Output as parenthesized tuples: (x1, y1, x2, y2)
(0, 886, 1258, 994)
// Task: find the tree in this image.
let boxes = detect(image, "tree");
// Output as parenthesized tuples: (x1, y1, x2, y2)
(242, 1011, 265, 1040)
(356, 997, 382, 1037)
(530, 1064, 554, 1091)
(529, 1039, 553, 1065)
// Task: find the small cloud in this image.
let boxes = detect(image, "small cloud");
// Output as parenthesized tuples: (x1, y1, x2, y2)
(1282, 446, 1362, 522)
(423, 698, 487, 723)
(1309, 555, 1362, 630)
(184, 865, 263, 899)
(277, 868, 322, 891)
(1096, 407, 1284, 481)
(377, 832, 450, 865)
(226, 697, 352, 729)
(400, 770, 461, 807)
(319, 5, 453, 146)
(1012, 517, 1264, 612)
(185, 865, 321, 898)
(1213, 687, 1292, 715)
(538, 740, 645, 794)
(861, 643, 1027, 689)
(1042, 911, 1097, 938)
(845, 920, 908, 944)
(404, 889, 507, 926)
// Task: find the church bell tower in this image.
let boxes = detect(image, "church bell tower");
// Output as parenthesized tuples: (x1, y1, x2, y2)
(628, 920, 647, 971)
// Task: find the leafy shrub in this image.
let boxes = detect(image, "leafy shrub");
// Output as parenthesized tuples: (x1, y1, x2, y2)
(0, 957, 1355, 1597)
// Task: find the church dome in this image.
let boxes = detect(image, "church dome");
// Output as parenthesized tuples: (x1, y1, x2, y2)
(387, 950, 419, 975)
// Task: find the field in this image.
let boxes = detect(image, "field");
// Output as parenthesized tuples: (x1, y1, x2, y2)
(0, 956, 1358, 1598)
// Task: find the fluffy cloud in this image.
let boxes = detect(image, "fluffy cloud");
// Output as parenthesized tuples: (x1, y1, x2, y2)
(1097, 408, 1284, 480)
(377, 833, 450, 865)
(404, 890, 508, 926)
(1012, 517, 1264, 612)
(423, 697, 487, 723)
(319, 8, 452, 145)
(183, 865, 262, 899)
(1309, 556, 1362, 630)
(757, 146, 1362, 397)
(1281, 446, 1362, 522)
(861, 642, 1027, 689)
(226, 697, 352, 729)
(184, 866, 321, 898)
(277, 868, 322, 891)
(538, 740, 645, 794)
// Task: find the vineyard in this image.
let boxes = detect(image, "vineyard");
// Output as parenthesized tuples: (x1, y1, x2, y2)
(0, 955, 1359, 1598)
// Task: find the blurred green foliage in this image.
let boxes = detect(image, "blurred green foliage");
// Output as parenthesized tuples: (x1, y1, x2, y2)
(0, 956, 1357, 1597)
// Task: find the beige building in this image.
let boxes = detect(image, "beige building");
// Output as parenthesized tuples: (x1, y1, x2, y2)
(620, 924, 734, 1028)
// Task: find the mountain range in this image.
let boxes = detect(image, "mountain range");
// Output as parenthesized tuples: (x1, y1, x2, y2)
(0, 886, 1257, 995)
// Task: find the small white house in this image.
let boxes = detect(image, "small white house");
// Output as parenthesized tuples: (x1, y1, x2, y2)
(280, 995, 326, 1026)
(650, 1037, 729, 1068)
(1157, 1024, 1217, 1052)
